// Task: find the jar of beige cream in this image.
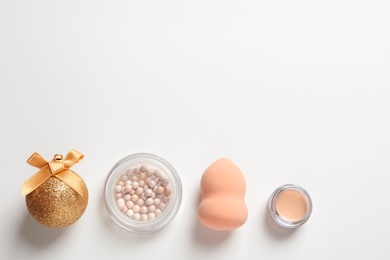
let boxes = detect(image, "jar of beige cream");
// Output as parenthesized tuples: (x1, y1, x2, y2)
(267, 184, 312, 228)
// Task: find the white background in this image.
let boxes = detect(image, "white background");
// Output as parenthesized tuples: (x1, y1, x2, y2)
(1, 0, 390, 259)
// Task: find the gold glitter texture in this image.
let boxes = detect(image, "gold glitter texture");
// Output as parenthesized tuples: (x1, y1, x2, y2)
(26, 174, 88, 228)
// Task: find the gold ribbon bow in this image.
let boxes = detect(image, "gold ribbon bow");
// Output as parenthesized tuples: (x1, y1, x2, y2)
(22, 149, 85, 196)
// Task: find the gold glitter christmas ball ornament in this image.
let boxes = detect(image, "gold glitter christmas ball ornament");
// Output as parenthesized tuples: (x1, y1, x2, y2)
(22, 150, 89, 228)
(26, 176, 88, 228)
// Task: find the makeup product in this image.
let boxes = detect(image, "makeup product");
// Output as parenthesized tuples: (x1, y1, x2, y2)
(198, 158, 248, 231)
(268, 184, 312, 228)
(104, 153, 182, 233)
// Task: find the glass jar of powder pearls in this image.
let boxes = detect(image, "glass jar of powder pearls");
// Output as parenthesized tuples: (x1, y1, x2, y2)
(104, 153, 183, 233)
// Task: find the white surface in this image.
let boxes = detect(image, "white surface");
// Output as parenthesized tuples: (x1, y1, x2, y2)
(1, 0, 390, 259)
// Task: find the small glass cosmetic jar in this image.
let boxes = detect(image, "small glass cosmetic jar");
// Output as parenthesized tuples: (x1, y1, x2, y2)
(267, 184, 312, 228)
(104, 153, 183, 233)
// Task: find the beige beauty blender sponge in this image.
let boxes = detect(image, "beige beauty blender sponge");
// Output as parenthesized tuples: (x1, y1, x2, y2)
(198, 158, 248, 231)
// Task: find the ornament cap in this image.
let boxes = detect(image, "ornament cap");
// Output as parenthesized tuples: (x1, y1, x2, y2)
(54, 154, 63, 162)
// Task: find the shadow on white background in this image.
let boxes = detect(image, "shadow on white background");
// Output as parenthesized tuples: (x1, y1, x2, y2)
(17, 212, 68, 249)
(263, 207, 298, 240)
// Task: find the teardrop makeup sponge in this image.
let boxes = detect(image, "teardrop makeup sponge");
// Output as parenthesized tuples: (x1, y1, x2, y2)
(198, 158, 248, 231)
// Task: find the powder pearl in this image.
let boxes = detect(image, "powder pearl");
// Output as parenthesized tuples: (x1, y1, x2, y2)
(141, 193, 147, 200)
(139, 180, 145, 187)
(126, 169, 132, 176)
(149, 180, 156, 189)
(162, 196, 169, 203)
(132, 181, 139, 189)
(121, 174, 128, 181)
(125, 180, 132, 185)
(130, 175, 138, 182)
(117, 203, 125, 210)
(125, 184, 132, 192)
(146, 198, 154, 206)
(155, 209, 162, 216)
(133, 213, 140, 220)
(164, 188, 171, 196)
(139, 172, 146, 180)
(115, 185, 122, 193)
(140, 206, 148, 214)
(145, 189, 153, 197)
(145, 177, 151, 185)
(156, 186, 165, 194)
(131, 194, 139, 202)
(133, 205, 141, 213)
(133, 168, 140, 174)
(130, 189, 135, 195)
(146, 170, 153, 177)
(126, 201, 134, 209)
(123, 194, 131, 201)
(137, 199, 144, 206)
(141, 214, 148, 221)
(117, 180, 125, 186)
(117, 198, 125, 204)
(126, 209, 134, 217)
(122, 206, 128, 213)
(148, 205, 156, 213)
(140, 165, 148, 172)
(115, 193, 123, 199)
(151, 193, 156, 199)
(148, 213, 156, 220)
(153, 170, 161, 178)
(161, 178, 169, 187)
(159, 202, 166, 211)
(153, 198, 161, 206)
(136, 187, 143, 195)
